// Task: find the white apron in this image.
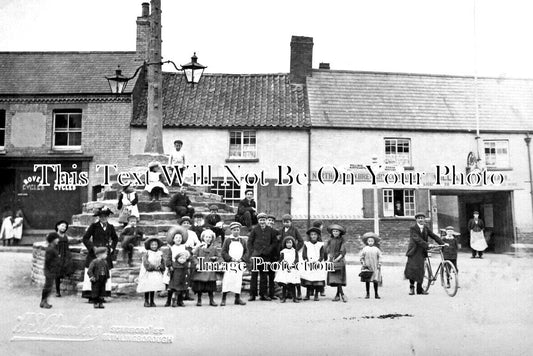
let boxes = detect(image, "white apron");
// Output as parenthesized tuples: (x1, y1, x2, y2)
(82, 268, 112, 293)
(136, 250, 165, 293)
(119, 192, 140, 223)
(12, 217, 23, 240)
(222, 240, 244, 293)
(300, 241, 327, 282)
(0, 217, 14, 240)
(274, 248, 300, 285)
(470, 230, 488, 251)
(144, 172, 169, 194)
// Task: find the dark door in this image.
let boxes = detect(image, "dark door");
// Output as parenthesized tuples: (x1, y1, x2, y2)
(0, 168, 16, 212)
(257, 179, 291, 217)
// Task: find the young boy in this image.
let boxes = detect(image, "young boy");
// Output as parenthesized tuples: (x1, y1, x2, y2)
(169, 140, 186, 186)
(441, 226, 460, 272)
(120, 215, 144, 267)
(41, 232, 60, 308)
(87, 247, 110, 309)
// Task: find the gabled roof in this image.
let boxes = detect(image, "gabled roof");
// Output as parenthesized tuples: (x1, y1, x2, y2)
(307, 69, 533, 132)
(132, 73, 310, 128)
(0, 52, 141, 95)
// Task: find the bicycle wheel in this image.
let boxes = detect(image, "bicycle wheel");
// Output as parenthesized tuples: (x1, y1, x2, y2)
(440, 261, 458, 297)
(421, 260, 432, 292)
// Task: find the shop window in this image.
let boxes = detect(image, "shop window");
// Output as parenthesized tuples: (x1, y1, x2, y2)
(385, 138, 411, 166)
(383, 189, 416, 217)
(209, 177, 254, 208)
(229, 130, 256, 159)
(484, 140, 509, 168)
(53, 109, 82, 150)
(0, 109, 5, 148)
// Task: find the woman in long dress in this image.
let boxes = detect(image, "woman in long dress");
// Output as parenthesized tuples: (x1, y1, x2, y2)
(468, 211, 487, 258)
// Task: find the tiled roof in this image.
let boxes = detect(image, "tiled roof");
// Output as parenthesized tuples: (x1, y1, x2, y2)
(307, 70, 533, 131)
(132, 73, 310, 128)
(0, 52, 140, 95)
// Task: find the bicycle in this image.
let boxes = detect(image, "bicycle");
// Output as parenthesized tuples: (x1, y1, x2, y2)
(421, 245, 458, 297)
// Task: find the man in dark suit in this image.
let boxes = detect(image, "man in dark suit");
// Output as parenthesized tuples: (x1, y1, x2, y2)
(169, 185, 195, 219)
(81, 207, 118, 300)
(404, 212, 446, 295)
(235, 190, 257, 228)
(247, 212, 277, 301)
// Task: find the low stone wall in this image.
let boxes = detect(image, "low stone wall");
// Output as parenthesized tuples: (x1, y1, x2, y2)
(31, 241, 143, 296)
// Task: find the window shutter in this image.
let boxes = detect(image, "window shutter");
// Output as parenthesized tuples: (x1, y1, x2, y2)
(362, 189, 374, 218)
(415, 189, 430, 217)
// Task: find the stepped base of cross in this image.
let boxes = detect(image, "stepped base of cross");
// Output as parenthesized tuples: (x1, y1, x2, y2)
(31, 175, 255, 296)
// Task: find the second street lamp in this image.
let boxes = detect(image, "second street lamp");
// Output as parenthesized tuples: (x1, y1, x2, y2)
(105, 53, 207, 94)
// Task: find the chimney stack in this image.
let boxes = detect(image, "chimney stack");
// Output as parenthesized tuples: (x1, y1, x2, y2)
(136, 3, 150, 63)
(290, 36, 313, 85)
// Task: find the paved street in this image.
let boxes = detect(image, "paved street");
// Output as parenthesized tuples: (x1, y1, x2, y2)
(0, 251, 532, 355)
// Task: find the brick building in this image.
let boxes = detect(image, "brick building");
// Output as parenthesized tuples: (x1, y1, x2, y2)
(0, 52, 143, 228)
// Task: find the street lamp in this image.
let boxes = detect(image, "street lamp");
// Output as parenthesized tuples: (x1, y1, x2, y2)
(105, 53, 207, 93)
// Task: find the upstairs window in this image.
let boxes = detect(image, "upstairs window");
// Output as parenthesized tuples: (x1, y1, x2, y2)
(229, 130, 256, 159)
(484, 140, 509, 168)
(53, 109, 82, 150)
(385, 138, 411, 166)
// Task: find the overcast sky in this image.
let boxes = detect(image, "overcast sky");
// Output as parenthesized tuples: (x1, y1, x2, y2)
(1, 0, 533, 78)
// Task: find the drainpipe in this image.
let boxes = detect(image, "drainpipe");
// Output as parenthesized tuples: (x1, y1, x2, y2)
(307, 128, 312, 229)
(525, 133, 533, 222)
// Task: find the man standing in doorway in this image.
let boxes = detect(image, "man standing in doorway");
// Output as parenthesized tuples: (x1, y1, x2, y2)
(468, 211, 487, 258)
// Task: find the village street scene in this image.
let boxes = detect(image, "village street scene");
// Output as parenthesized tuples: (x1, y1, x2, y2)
(1, 0, 533, 355)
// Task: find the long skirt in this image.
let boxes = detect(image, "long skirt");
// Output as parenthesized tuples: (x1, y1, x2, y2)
(192, 280, 217, 293)
(470, 230, 488, 251)
(81, 268, 111, 298)
(327, 264, 346, 286)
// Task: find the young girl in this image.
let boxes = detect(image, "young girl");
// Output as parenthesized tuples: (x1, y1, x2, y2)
(191, 229, 219, 307)
(301, 227, 326, 301)
(360, 232, 382, 299)
(117, 184, 139, 226)
(441, 226, 460, 272)
(325, 224, 347, 302)
(169, 250, 191, 307)
(274, 236, 300, 303)
(54, 220, 74, 297)
(145, 161, 169, 201)
(137, 237, 166, 307)
(0, 209, 13, 246)
(220, 222, 247, 306)
(164, 226, 189, 307)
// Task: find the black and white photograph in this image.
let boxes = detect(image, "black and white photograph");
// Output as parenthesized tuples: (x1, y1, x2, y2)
(0, 0, 532, 354)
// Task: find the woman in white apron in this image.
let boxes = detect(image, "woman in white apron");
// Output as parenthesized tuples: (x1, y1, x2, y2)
(220, 222, 247, 306)
(468, 211, 487, 258)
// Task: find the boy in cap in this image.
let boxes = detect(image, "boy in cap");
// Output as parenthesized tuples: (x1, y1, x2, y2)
(441, 226, 460, 272)
(87, 247, 110, 309)
(120, 215, 144, 267)
(168, 139, 186, 186)
(40, 233, 60, 308)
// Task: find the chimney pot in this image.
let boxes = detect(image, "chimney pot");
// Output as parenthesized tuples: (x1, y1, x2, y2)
(141, 2, 150, 17)
(319, 62, 330, 70)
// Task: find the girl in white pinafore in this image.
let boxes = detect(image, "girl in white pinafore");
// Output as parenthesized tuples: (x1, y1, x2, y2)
(300, 227, 327, 301)
(220, 222, 247, 306)
(275, 236, 301, 303)
(137, 237, 166, 307)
